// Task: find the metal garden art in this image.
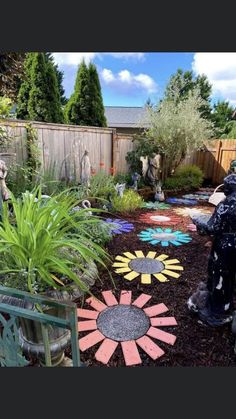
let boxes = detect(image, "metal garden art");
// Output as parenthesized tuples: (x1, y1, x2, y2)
(139, 212, 181, 226)
(104, 218, 134, 235)
(0, 286, 81, 367)
(138, 228, 192, 247)
(113, 251, 183, 284)
(188, 174, 236, 327)
(78, 290, 177, 366)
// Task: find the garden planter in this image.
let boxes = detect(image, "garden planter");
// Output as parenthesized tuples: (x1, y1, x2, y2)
(0, 261, 98, 366)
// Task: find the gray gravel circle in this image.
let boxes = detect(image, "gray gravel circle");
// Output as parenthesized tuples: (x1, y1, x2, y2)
(97, 304, 150, 341)
(128, 257, 164, 274)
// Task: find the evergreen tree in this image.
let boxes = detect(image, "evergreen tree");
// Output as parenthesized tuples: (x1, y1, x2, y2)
(45, 53, 67, 106)
(65, 61, 106, 127)
(64, 60, 91, 125)
(164, 69, 212, 119)
(211, 100, 234, 137)
(45, 59, 64, 123)
(17, 53, 64, 123)
(88, 63, 107, 127)
(16, 53, 34, 120)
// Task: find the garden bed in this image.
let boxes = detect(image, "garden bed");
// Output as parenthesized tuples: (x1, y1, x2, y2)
(75, 204, 236, 367)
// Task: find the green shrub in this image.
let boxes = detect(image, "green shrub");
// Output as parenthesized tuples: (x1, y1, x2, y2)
(0, 188, 109, 293)
(113, 173, 132, 185)
(111, 189, 144, 213)
(164, 164, 204, 191)
(77, 220, 112, 246)
(89, 171, 115, 199)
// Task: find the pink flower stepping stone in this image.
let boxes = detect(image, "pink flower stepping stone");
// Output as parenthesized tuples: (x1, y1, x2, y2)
(147, 326, 176, 345)
(102, 290, 118, 306)
(78, 320, 97, 332)
(144, 303, 169, 317)
(121, 341, 142, 366)
(151, 317, 177, 327)
(95, 338, 119, 364)
(132, 293, 152, 308)
(136, 335, 165, 360)
(119, 290, 132, 305)
(77, 308, 99, 320)
(79, 330, 105, 351)
(86, 296, 107, 312)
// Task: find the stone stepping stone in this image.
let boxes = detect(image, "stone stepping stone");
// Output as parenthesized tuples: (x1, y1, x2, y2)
(104, 218, 134, 234)
(166, 197, 198, 205)
(112, 250, 184, 284)
(78, 290, 178, 366)
(138, 227, 192, 247)
(139, 212, 181, 226)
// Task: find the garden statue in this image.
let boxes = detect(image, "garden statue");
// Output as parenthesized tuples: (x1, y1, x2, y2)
(72, 199, 92, 216)
(154, 180, 165, 202)
(80, 150, 91, 188)
(0, 159, 9, 201)
(187, 173, 236, 327)
(140, 154, 164, 200)
(131, 172, 141, 191)
(228, 159, 236, 174)
(115, 183, 126, 198)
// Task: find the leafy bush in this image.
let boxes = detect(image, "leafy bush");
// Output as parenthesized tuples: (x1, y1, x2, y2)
(0, 96, 12, 118)
(113, 172, 132, 185)
(164, 164, 204, 191)
(126, 135, 160, 175)
(89, 171, 115, 199)
(111, 189, 144, 213)
(77, 220, 112, 246)
(0, 188, 109, 293)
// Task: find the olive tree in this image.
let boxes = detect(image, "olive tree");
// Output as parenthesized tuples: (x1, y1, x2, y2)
(144, 88, 215, 179)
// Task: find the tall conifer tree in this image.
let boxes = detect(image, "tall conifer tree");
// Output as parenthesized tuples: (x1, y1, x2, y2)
(65, 61, 106, 127)
(17, 52, 64, 123)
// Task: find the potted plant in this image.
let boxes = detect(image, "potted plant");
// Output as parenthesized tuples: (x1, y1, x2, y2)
(0, 188, 110, 365)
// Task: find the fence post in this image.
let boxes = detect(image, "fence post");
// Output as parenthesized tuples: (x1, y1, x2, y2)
(112, 130, 118, 176)
(212, 140, 222, 185)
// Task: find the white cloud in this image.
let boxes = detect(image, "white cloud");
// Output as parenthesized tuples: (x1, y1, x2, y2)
(52, 52, 145, 66)
(192, 53, 236, 105)
(100, 68, 157, 94)
(107, 53, 145, 61)
(52, 53, 97, 66)
(101, 68, 115, 83)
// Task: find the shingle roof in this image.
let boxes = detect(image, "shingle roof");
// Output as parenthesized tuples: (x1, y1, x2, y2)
(104, 106, 150, 128)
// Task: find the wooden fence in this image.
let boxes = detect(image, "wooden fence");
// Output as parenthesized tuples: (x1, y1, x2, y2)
(0, 119, 115, 181)
(113, 135, 236, 185)
(183, 139, 236, 184)
(1, 119, 236, 185)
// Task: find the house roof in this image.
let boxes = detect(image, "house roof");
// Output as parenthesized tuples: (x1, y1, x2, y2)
(104, 106, 150, 128)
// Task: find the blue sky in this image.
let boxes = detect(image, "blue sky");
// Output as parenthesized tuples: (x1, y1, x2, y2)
(52, 53, 236, 107)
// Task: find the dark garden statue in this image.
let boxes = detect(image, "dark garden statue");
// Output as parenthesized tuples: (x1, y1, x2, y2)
(187, 174, 236, 327)
(131, 172, 141, 191)
(140, 154, 164, 201)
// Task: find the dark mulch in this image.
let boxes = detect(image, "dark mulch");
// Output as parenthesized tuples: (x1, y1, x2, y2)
(75, 203, 236, 367)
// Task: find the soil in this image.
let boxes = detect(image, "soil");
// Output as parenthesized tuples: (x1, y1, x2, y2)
(74, 201, 236, 367)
